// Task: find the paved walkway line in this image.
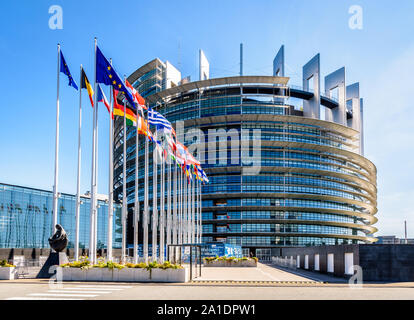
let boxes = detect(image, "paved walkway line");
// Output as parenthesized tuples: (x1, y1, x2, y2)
(6, 297, 84, 300)
(27, 293, 98, 298)
(47, 290, 112, 294)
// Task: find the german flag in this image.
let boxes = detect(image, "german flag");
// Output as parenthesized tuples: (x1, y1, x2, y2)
(80, 67, 94, 107)
(113, 88, 137, 126)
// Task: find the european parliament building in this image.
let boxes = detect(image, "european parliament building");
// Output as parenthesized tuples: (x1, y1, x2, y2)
(117, 46, 378, 258)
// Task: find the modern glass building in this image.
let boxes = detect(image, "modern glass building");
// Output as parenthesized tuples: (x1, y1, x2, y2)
(0, 183, 122, 249)
(116, 46, 377, 257)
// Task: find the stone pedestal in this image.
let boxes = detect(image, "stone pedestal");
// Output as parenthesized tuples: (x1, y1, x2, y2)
(36, 252, 69, 279)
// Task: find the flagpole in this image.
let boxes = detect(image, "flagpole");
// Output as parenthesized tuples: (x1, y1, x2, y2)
(173, 160, 177, 245)
(159, 153, 165, 263)
(178, 170, 182, 244)
(143, 107, 149, 263)
(188, 177, 191, 243)
(94, 84, 99, 265)
(152, 127, 158, 262)
(107, 61, 114, 262)
(189, 177, 192, 243)
(197, 180, 201, 243)
(74, 64, 83, 261)
(200, 180, 203, 243)
(133, 111, 139, 264)
(52, 43, 61, 239)
(90, 38, 98, 264)
(185, 176, 189, 243)
(180, 170, 183, 244)
(166, 159, 172, 250)
(121, 97, 127, 263)
(196, 179, 199, 244)
(183, 170, 187, 244)
(192, 177, 195, 243)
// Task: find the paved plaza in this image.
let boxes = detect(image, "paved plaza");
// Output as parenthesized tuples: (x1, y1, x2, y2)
(1, 264, 414, 300)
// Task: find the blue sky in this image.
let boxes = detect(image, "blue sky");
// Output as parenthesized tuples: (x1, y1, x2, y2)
(0, 0, 413, 237)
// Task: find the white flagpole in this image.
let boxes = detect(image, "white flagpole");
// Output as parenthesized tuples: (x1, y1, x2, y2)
(188, 175, 191, 243)
(190, 178, 193, 243)
(196, 179, 199, 243)
(197, 180, 202, 243)
(107, 62, 114, 262)
(192, 177, 195, 243)
(199, 180, 203, 243)
(181, 170, 184, 244)
(159, 154, 165, 263)
(172, 161, 177, 245)
(176, 168, 181, 244)
(94, 90, 99, 264)
(133, 114, 139, 264)
(52, 43, 61, 238)
(185, 177, 189, 243)
(121, 97, 127, 263)
(152, 128, 158, 262)
(166, 158, 172, 248)
(90, 38, 98, 264)
(179, 170, 182, 244)
(74, 65, 82, 261)
(143, 108, 149, 263)
(183, 171, 187, 244)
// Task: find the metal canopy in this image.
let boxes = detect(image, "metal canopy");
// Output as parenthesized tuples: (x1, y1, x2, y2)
(146, 75, 290, 103)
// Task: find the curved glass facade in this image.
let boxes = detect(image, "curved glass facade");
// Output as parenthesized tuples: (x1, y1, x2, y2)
(116, 60, 377, 253)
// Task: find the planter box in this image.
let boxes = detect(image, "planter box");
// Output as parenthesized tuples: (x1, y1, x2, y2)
(133, 268, 151, 282)
(60, 267, 189, 283)
(151, 268, 189, 282)
(0, 267, 15, 280)
(204, 260, 257, 267)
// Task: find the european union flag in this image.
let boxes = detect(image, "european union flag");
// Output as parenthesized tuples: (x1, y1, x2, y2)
(59, 51, 78, 90)
(96, 46, 135, 108)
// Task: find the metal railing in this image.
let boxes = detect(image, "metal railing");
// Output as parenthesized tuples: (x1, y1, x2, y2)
(12, 256, 48, 279)
(271, 256, 297, 270)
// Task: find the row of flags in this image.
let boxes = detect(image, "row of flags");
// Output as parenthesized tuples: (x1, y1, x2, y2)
(59, 47, 208, 182)
(55, 42, 208, 264)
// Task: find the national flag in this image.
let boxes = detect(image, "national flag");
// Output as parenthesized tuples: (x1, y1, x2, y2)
(200, 168, 209, 184)
(186, 150, 200, 167)
(113, 88, 124, 110)
(148, 108, 173, 132)
(96, 46, 135, 107)
(59, 51, 78, 90)
(176, 141, 188, 173)
(113, 105, 137, 127)
(125, 79, 146, 109)
(113, 91, 137, 127)
(97, 84, 112, 117)
(80, 67, 94, 107)
(137, 115, 154, 141)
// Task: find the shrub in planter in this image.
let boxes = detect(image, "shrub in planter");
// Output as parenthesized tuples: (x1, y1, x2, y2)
(60, 258, 184, 282)
(203, 256, 258, 267)
(0, 260, 16, 280)
(0, 260, 15, 268)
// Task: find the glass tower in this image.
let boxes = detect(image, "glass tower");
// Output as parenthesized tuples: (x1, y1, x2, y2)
(115, 55, 377, 256)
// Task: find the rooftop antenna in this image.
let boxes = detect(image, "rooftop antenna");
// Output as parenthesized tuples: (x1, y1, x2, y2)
(240, 43, 243, 76)
(178, 39, 182, 71)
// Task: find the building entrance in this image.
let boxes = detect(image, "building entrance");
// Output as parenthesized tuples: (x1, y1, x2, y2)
(256, 248, 272, 262)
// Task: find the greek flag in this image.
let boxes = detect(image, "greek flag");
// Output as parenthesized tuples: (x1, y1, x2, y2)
(148, 108, 172, 131)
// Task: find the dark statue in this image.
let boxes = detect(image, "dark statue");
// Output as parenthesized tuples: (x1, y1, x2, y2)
(48, 224, 68, 252)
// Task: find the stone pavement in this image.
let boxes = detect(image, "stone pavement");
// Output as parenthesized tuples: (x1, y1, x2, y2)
(192, 263, 344, 283)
